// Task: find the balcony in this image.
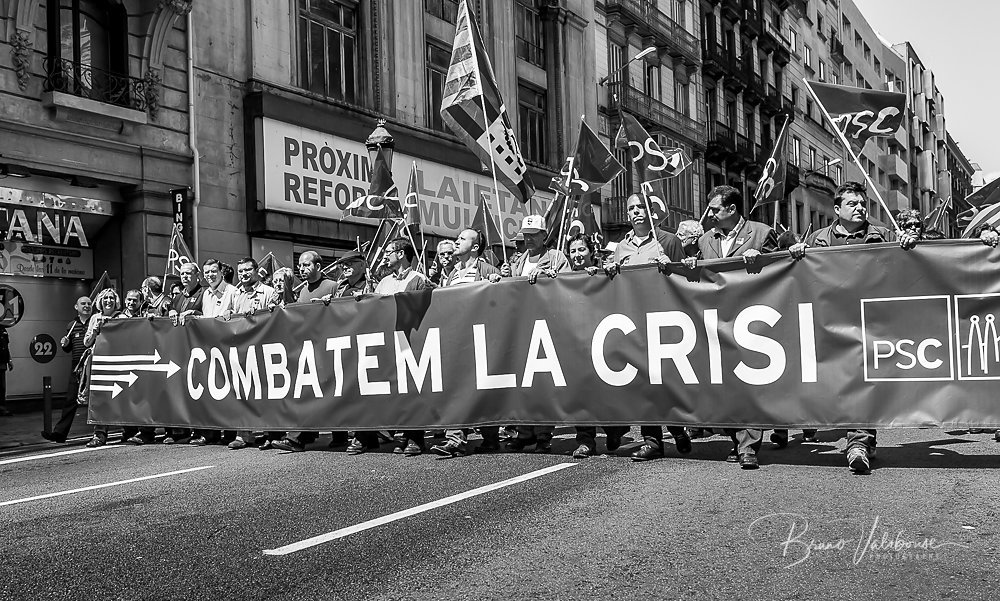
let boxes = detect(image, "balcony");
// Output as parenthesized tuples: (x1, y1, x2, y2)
(829, 37, 849, 66)
(735, 133, 756, 166)
(802, 169, 837, 195)
(743, 62, 766, 104)
(605, 0, 700, 66)
(759, 22, 792, 65)
(723, 54, 748, 92)
(886, 189, 909, 212)
(742, 1, 762, 37)
(934, 114, 946, 138)
(42, 57, 150, 113)
(707, 121, 737, 163)
(761, 83, 783, 115)
(608, 82, 707, 149)
(702, 41, 728, 79)
(786, 163, 800, 191)
(880, 154, 907, 183)
(722, 0, 742, 21)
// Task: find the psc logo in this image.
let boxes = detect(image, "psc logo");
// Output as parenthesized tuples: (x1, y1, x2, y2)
(860, 296, 954, 382)
(954, 294, 1000, 380)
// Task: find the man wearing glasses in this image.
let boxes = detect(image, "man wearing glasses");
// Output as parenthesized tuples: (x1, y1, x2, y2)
(428, 240, 457, 287)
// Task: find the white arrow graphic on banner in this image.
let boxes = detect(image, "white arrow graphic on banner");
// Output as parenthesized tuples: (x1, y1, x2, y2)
(90, 383, 123, 398)
(91, 361, 180, 378)
(89, 372, 139, 386)
(92, 350, 161, 363)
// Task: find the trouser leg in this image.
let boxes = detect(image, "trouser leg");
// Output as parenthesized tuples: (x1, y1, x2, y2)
(640, 425, 662, 447)
(445, 429, 467, 445)
(846, 429, 877, 452)
(735, 429, 763, 456)
(52, 373, 80, 438)
(575, 427, 597, 449)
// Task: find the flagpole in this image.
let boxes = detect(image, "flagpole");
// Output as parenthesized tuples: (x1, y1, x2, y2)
(163, 223, 178, 284)
(477, 93, 509, 265)
(804, 78, 901, 233)
(556, 157, 575, 252)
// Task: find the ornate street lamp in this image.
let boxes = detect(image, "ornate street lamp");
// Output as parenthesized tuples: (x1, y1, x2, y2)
(365, 119, 395, 168)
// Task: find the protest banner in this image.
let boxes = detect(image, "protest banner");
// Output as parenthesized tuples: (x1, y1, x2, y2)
(90, 241, 1000, 430)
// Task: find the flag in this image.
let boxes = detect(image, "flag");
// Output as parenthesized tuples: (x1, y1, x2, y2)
(923, 197, 949, 233)
(543, 192, 569, 247)
(963, 176, 1000, 210)
(805, 80, 906, 153)
(614, 111, 692, 221)
(470, 193, 504, 247)
(164, 223, 197, 280)
(750, 115, 790, 213)
(565, 199, 602, 242)
(403, 161, 422, 232)
(89, 271, 114, 302)
(440, 0, 535, 204)
(961, 202, 1000, 239)
(555, 118, 624, 195)
(345, 150, 402, 219)
(256, 252, 288, 283)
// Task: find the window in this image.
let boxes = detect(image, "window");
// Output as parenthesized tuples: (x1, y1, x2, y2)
(854, 32, 862, 49)
(45, 0, 131, 107)
(297, 0, 359, 104)
(842, 15, 852, 38)
(515, 0, 545, 68)
(788, 27, 798, 53)
(725, 98, 737, 128)
(809, 147, 817, 170)
(803, 44, 812, 68)
(836, 165, 842, 184)
(790, 85, 799, 108)
(856, 71, 865, 88)
(818, 60, 827, 81)
(792, 137, 801, 165)
(644, 63, 661, 100)
(425, 0, 459, 23)
(607, 43, 625, 87)
(425, 40, 451, 131)
(674, 80, 690, 116)
(518, 83, 547, 166)
(817, 14, 825, 34)
(863, 43, 871, 64)
(874, 57, 881, 74)
(806, 97, 813, 120)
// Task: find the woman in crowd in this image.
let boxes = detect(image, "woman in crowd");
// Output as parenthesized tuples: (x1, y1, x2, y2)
(268, 267, 297, 310)
(83, 289, 138, 447)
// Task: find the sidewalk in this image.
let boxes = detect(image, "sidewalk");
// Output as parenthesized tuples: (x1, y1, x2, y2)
(0, 406, 109, 450)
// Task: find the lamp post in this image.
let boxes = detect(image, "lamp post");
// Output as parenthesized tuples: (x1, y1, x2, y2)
(365, 119, 395, 168)
(598, 46, 658, 87)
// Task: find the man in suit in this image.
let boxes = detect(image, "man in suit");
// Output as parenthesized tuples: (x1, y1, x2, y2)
(685, 185, 778, 470)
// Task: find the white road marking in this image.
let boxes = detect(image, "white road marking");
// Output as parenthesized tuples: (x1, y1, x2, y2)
(0, 445, 119, 466)
(263, 462, 578, 556)
(0, 465, 215, 507)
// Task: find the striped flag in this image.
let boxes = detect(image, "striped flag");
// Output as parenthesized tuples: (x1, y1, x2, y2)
(963, 176, 1000, 209)
(440, 0, 535, 204)
(961, 201, 1000, 239)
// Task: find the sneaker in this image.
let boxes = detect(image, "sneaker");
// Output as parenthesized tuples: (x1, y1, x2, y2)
(189, 436, 208, 446)
(162, 436, 176, 445)
(271, 438, 305, 452)
(227, 438, 248, 450)
(345, 438, 366, 455)
(402, 440, 423, 456)
(430, 441, 468, 457)
(847, 447, 870, 472)
(85, 436, 105, 448)
(572, 444, 593, 459)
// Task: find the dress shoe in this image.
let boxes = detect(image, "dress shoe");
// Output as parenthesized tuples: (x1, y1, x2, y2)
(631, 444, 664, 462)
(41, 431, 66, 444)
(226, 438, 248, 450)
(739, 454, 759, 470)
(572, 444, 593, 459)
(506, 436, 537, 452)
(725, 449, 739, 463)
(162, 436, 176, 445)
(85, 436, 105, 448)
(430, 441, 468, 457)
(769, 432, 788, 449)
(534, 440, 552, 454)
(189, 436, 208, 446)
(802, 430, 818, 443)
(674, 433, 692, 455)
(402, 440, 423, 456)
(345, 438, 367, 455)
(271, 439, 305, 452)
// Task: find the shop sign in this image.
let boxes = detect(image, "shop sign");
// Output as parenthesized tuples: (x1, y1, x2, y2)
(0, 241, 94, 279)
(0, 206, 89, 247)
(30, 333, 57, 363)
(0, 284, 24, 327)
(258, 117, 554, 239)
(0, 186, 114, 216)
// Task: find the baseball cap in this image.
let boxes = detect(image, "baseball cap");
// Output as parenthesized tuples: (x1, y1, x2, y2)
(334, 250, 365, 264)
(520, 215, 545, 234)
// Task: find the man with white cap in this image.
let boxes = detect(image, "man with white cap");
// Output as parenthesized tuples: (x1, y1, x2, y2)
(500, 215, 570, 452)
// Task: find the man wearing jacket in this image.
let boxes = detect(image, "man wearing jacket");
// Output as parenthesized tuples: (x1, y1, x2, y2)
(689, 185, 778, 470)
(42, 296, 92, 443)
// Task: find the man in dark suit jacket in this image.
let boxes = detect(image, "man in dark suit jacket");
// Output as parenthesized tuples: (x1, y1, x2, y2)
(687, 185, 778, 470)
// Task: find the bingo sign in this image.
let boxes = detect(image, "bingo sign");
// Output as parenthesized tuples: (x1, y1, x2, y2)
(0, 284, 24, 327)
(30, 333, 56, 364)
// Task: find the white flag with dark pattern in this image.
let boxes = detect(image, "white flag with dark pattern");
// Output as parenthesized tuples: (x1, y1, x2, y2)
(439, 0, 535, 204)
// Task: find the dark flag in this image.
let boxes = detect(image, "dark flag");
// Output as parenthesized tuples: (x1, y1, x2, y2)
(440, 0, 534, 203)
(403, 162, 422, 233)
(256, 252, 287, 283)
(923, 197, 949, 233)
(543, 190, 568, 247)
(164, 223, 197, 281)
(89, 271, 114, 302)
(345, 151, 402, 219)
(555, 118, 624, 195)
(805, 80, 906, 153)
(963, 176, 1000, 209)
(750, 115, 790, 213)
(565, 199, 602, 242)
(614, 111, 692, 221)
(470, 193, 505, 247)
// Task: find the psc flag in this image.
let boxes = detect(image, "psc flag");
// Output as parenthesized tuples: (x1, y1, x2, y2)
(805, 80, 906, 153)
(164, 223, 197, 280)
(89, 271, 114, 302)
(565, 199, 602, 241)
(471, 193, 505, 247)
(440, 0, 535, 204)
(961, 201, 1000, 239)
(346, 151, 402, 219)
(750, 115, 790, 213)
(614, 111, 691, 221)
(403, 161, 422, 233)
(256, 252, 287, 283)
(555, 117, 624, 196)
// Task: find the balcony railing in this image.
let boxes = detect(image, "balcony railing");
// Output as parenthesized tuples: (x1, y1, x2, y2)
(605, 0, 700, 65)
(830, 36, 848, 65)
(43, 57, 149, 112)
(609, 82, 706, 148)
(742, 1, 762, 37)
(708, 121, 736, 153)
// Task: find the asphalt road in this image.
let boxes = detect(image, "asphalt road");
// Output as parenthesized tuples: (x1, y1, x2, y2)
(2, 427, 1000, 600)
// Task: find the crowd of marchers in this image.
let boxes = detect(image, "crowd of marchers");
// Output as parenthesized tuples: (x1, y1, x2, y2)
(37, 181, 1000, 474)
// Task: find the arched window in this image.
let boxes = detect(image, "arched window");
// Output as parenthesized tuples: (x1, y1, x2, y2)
(45, 0, 131, 108)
